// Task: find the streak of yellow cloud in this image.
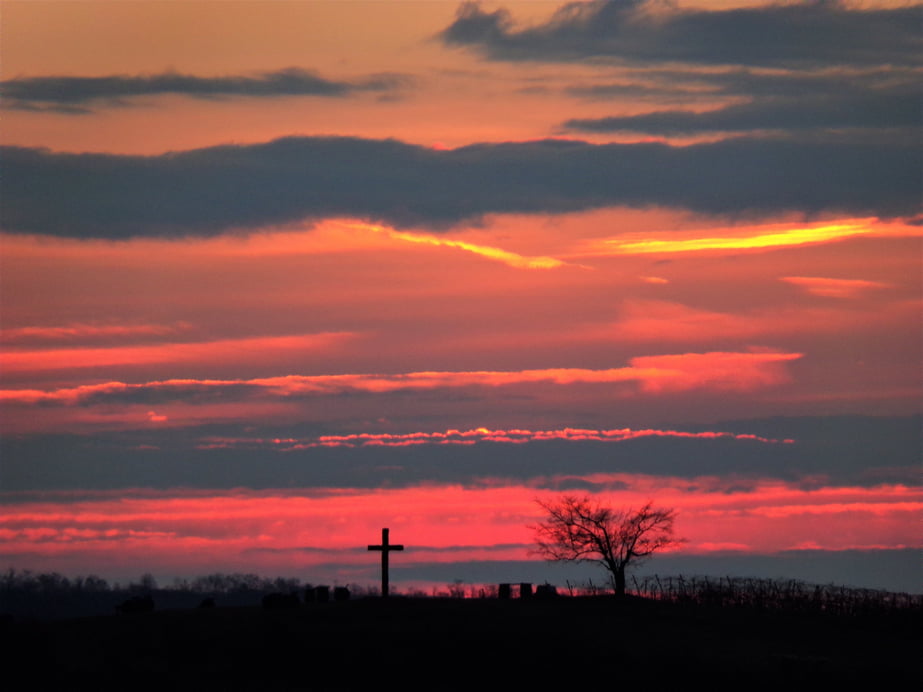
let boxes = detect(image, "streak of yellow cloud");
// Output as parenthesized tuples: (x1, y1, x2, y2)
(344, 221, 571, 269)
(602, 222, 872, 255)
(578, 218, 919, 257)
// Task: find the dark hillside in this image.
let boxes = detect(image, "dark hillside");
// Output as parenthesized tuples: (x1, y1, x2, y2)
(3, 596, 918, 689)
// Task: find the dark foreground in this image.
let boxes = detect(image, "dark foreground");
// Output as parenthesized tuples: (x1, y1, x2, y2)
(3, 596, 918, 689)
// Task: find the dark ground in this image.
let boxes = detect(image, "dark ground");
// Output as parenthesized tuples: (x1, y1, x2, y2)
(3, 596, 919, 689)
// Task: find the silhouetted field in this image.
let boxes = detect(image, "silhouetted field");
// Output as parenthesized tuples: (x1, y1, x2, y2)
(2, 592, 919, 689)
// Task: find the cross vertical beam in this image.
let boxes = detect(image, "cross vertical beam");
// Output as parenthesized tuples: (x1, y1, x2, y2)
(368, 528, 404, 598)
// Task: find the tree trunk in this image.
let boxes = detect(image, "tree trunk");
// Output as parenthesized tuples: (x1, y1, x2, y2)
(613, 567, 627, 597)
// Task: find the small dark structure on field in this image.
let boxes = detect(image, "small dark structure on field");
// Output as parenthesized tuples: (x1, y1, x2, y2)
(116, 595, 154, 614)
(498, 583, 553, 599)
(261, 592, 300, 610)
(536, 584, 558, 599)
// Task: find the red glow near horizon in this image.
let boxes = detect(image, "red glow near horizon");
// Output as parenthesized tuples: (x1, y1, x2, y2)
(1, 479, 918, 582)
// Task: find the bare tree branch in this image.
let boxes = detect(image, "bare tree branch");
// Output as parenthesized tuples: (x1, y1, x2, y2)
(530, 495, 685, 596)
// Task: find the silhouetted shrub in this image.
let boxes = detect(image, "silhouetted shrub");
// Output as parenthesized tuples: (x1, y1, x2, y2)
(630, 575, 922, 616)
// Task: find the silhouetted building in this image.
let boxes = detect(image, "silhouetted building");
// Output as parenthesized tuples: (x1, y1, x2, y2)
(536, 584, 558, 599)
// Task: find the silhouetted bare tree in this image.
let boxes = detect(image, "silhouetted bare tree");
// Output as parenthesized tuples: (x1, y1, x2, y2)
(531, 496, 683, 597)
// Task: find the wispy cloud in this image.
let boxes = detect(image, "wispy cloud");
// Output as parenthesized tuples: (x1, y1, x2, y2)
(564, 69, 920, 136)
(592, 222, 875, 255)
(0, 322, 191, 346)
(0, 332, 355, 375)
(345, 221, 572, 269)
(1, 68, 411, 113)
(0, 350, 803, 407)
(199, 425, 794, 451)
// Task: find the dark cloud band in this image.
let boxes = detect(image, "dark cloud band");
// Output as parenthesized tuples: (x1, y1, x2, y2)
(2, 133, 918, 238)
(0, 68, 410, 113)
(565, 70, 921, 135)
(442, 0, 922, 68)
(0, 416, 917, 490)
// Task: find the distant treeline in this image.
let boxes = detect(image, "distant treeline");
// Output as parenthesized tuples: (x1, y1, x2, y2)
(2, 568, 920, 620)
(0, 568, 313, 595)
(0, 568, 377, 620)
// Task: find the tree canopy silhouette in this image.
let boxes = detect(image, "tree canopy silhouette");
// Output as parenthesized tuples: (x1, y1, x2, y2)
(531, 495, 684, 597)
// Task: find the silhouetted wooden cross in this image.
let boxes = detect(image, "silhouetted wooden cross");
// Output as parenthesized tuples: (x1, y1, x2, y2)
(368, 527, 403, 598)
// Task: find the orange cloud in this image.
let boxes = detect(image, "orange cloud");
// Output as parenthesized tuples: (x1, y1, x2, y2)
(0, 350, 802, 407)
(0, 331, 355, 375)
(605, 297, 920, 348)
(611, 300, 767, 342)
(628, 350, 802, 393)
(781, 276, 890, 298)
(248, 351, 801, 395)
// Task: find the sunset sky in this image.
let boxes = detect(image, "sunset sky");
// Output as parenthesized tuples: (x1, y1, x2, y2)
(1, 0, 920, 594)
